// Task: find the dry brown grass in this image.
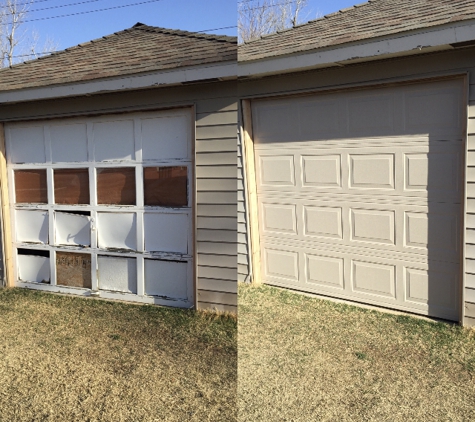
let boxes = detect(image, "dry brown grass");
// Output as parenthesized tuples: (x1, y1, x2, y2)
(0, 288, 237, 422)
(238, 284, 475, 422)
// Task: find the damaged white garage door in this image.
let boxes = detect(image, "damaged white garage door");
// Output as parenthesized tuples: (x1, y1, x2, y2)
(6, 108, 194, 307)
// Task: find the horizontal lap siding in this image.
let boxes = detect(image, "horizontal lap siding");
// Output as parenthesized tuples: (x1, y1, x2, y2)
(196, 106, 237, 312)
(239, 47, 475, 325)
(466, 77, 475, 327)
(0, 80, 238, 313)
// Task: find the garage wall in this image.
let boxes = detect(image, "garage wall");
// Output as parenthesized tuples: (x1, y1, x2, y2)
(0, 80, 237, 312)
(238, 46, 475, 324)
(238, 130, 250, 283)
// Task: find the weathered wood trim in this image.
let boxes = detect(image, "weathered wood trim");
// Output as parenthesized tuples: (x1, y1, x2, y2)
(0, 123, 14, 287)
(0, 62, 238, 104)
(241, 99, 261, 284)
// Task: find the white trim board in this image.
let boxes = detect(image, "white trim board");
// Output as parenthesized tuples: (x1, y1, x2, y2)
(0, 61, 237, 104)
(238, 19, 475, 78)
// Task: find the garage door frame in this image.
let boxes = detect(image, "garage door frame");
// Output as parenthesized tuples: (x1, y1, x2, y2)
(0, 104, 198, 309)
(241, 73, 469, 323)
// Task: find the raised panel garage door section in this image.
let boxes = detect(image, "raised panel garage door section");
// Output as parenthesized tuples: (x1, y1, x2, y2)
(252, 78, 464, 321)
(6, 109, 194, 308)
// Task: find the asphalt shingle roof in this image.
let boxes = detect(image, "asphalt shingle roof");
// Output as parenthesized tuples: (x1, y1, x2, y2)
(239, 0, 475, 62)
(0, 23, 237, 91)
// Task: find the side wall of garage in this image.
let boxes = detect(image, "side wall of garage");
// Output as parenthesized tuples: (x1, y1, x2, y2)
(238, 46, 475, 325)
(0, 80, 237, 312)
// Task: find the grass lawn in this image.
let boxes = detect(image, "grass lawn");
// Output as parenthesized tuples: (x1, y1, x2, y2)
(0, 288, 237, 422)
(238, 284, 475, 422)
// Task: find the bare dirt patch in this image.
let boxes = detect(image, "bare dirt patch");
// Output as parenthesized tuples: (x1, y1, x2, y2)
(0, 288, 237, 422)
(238, 284, 475, 422)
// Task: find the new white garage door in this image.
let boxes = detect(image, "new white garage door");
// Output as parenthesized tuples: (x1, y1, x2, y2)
(6, 108, 194, 307)
(252, 78, 464, 320)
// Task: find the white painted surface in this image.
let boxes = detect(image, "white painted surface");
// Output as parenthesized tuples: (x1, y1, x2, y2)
(144, 259, 188, 299)
(98, 256, 137, 293)
(97, 212, 137, 250)
(16, 210, 48, 244)
(55, 212, 91, 246)
(142, 114, 190, 160)
(18, 255, 50, 283)
(7, 126, 45, 164)
(252, 79, 464, 320)
(93, 119, 135, 161)
(144, 212, 189, 254)
(50, 123, 88, 163)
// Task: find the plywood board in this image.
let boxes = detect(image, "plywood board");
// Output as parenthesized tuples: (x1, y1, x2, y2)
(55, 212, 91, 246)
(15, 169, 47, 203)
(97, 212, 137, 250)
(98, 256, 137, 293)
(97, 167, 136, 205)
(56, 252, 92, 288)
(16, 210, 48, 244)
(144, 166, 187, 207)
(18, 254, 50, 283)
(54, 168, 90, 204)
(144, 259, 188, 299)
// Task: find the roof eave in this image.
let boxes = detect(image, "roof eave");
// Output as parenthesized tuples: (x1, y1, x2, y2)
(238, 18, 475, 78)
(0, 60, 237, 104)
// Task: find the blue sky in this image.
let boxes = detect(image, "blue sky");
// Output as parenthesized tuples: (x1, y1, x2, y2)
(18, 0, 360, 52)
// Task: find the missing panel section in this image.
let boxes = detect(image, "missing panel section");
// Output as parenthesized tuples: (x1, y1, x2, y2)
(17, 249, 50, 283)
(15, 169, 47, 204)
(98, 256, 137, 293)
(144, 167, 187, 207)
(55, 211, 91, 247)
(144, 259, 188, 299)
(56, 252, 92, 289)
(97, 168, 136, 205)
(54, 169, 90, 205)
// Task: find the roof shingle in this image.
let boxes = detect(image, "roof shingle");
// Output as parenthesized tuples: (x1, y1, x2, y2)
(0, 23, 237, 92)
(239, 0, 475, 62)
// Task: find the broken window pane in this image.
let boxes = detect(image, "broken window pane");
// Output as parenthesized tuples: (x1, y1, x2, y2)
(55, 211, 91, 247)
(97, 212, 137, 251)
(15, 169, 48, 204)
(97, 167, 136, 205)
(143, 166, 187, 207)
(54, 168, 90, 205)
(56, 252, 92, 289)
(17, 249, 50, 283)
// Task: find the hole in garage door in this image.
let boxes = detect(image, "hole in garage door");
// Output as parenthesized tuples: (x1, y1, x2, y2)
(7, 110, 194, 306)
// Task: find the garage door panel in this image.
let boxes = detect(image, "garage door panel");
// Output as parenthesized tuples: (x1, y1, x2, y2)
(351, 260, 396, 298)
(259, 197, 460, 263)
(253, 79, 463, 320)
